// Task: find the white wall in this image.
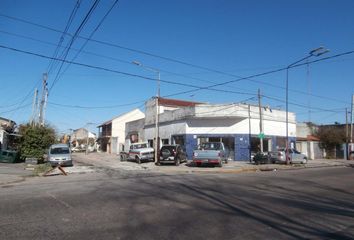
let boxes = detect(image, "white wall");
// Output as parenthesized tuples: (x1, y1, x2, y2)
(111, 109, 145, 153)
(186, 118, 296, 137)
(145, 121, 186, 141)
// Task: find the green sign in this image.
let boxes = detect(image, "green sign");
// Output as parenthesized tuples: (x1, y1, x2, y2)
(258, 133, 265, 139)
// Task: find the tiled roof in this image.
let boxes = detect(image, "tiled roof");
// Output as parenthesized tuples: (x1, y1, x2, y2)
(297, 135, 320, 141)
(158, 97, 203, 107)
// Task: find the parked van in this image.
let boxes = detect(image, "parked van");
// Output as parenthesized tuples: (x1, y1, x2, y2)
(48, 144, 73, 167)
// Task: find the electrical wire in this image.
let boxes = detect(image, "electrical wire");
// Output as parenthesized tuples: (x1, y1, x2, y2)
(1, 12, 352, 105)
(0, 44, 257, 97)
(54, 0, 120, 90)
(48, 98, 146, 109)
(49, 0, 101, 93)
(0, 44, 351, 115)
(47, 0, 81, 75)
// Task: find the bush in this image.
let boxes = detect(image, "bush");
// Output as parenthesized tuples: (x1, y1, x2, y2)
(18, 124, 56, 160)
(315, 125, 346, 158)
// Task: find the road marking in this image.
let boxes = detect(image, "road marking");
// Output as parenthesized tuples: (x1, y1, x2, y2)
(46, 192, 72, 208)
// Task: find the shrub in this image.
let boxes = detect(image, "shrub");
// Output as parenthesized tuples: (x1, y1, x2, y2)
(18, 124, 56, 160)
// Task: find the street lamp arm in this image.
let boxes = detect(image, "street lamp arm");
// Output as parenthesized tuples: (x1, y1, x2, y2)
(287, 55, 312, 68)
(132, 61, 160, 74)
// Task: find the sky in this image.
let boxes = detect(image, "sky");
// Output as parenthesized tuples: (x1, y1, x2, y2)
(0, 0, 353, 135)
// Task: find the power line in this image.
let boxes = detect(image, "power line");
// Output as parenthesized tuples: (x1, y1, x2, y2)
(0, 43, 352, 113)
(49, 0, 101, 93)
(54, 0, 120, 91)
(0, 28, 255, 96)
(1, 12, 352, 105)
(48, 98, 146, 109)
(262, 95, 344, 113)
(0, 44, 256, 97)
(47, 0, 81, 75)
(0, 103, 32, 115)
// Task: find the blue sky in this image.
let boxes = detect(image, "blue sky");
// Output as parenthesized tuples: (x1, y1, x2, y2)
(0, 0, 353, 134)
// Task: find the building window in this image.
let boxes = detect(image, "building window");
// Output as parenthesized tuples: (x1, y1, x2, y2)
(162, 138, 169, 145)
(172, 135, 185, 146)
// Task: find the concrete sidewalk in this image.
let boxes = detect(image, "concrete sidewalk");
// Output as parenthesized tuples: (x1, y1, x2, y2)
(0, 163, 32, 186)
(73, 152, 353, 174)
(1, 154, 351, 186)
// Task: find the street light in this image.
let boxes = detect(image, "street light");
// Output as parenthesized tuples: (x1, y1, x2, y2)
(285, 47, 329, 164)
(132, 61, 160, 164)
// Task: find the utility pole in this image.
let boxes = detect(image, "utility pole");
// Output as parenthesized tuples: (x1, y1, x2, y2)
(155, 71, 160, 164)
(346, 108, 349, 159)
(248, 104, 252, 161)
(30, 88, 38, 126)
(351, 94, 354, 143)
(39, 73, 48, 126)
(132, 61, 160, 164)
(258, 89, 263, 152)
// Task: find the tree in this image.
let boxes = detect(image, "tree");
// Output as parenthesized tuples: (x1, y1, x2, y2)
(315, 125, 346, 158)
(18, 124, 56, 159)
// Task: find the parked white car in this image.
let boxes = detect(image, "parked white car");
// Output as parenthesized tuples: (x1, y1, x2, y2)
(269, 148, 307, 164)
(128, 142, 154, 164)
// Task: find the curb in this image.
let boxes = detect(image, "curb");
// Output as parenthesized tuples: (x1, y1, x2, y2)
(0, 175, 27, 186)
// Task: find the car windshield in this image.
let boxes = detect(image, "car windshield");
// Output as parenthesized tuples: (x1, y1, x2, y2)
(50, 147, 70, 154)
(132, 143, 148, 149)
(199, 142, 221, 150)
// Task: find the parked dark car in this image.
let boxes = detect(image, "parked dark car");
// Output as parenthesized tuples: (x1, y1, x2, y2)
(0, 150, 20, 163)
(159, 145, 187, 166)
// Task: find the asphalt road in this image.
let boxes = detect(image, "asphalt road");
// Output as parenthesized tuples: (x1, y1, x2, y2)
(1, 166, 354, 240)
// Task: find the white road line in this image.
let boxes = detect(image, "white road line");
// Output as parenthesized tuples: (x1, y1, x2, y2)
(46, 192, 72, 209)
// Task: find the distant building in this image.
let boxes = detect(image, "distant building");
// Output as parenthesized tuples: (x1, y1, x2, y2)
(296, 122, 324, 159)
(98, 109, 145, 154)
(70, 128, 96, 147)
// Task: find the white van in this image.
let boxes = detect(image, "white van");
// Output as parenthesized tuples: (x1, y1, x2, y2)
(48, 144, 73, 167)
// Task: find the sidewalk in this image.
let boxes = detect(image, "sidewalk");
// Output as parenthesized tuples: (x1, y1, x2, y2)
(0, 163, 31, 186)
(73, 152, 353, 174)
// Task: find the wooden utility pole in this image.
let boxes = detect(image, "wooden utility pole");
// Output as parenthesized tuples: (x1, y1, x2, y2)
(30, 88, 38, 126)
(346, 108, 349, 159)
(248, 104, 252, 160)
(258, 89, 263, 152)
(39, 73, 48, 126)
(351, 94, 354, 143)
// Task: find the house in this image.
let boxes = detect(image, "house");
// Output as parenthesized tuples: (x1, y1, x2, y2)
(0, 117, 16, 150)
(98, 109, 145, 154)
(296, 122, 324, 159)
(70, 128, 96, 147)
(126, 97, 297, 161)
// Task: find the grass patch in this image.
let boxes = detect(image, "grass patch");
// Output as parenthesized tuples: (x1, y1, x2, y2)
(33, 163, 53, 176)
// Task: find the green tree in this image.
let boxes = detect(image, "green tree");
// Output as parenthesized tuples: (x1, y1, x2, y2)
(18, 124, 56, 159)
(315, 125, 346, 158)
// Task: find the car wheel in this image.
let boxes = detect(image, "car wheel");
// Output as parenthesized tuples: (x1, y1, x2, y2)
(175, 157, 180, 166)
(135, 156, 141, 164)
(302, 157, 307, 164)
(225, 158, 228, 164)
(218, 160, 223, 167)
